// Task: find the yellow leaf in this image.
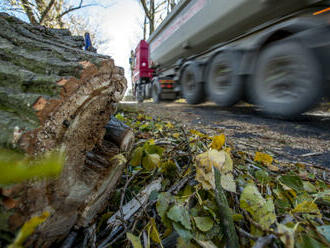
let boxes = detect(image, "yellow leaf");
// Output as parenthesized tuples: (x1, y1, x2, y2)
(195, 150, 226, 190)
(149, 218, 163, 246)
(210, 134, 225, 151)
(137, 114, 145, 121)
(225, 147, 232, 154)
(127, 233, 143, 248)
(155, 123, 163, 132)
(292, 201, 321, 216)
(190, 129, 206, 138)
(254, 152, 276, 170)
(172, 133, 180, 139)
(278, 223, 296, 248)
(142, 153, 160, 171)
(166, 122, 174, 129)
(9, 212, 50, 247)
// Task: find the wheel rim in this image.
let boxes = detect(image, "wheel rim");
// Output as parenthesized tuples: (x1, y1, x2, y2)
(210, 62, 232, 95)
(259, 55, 311, 104)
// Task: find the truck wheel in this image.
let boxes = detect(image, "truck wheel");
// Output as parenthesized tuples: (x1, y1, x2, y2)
(152, 80, 161, 104)
(136, 85, 144, 103)
(181, 63, 206, 104)
(206, 52, 242, 107)
(252, 40, 323, 118)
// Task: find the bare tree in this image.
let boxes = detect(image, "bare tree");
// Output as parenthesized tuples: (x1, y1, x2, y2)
(167, 0, 178, 13)
(1, 0, 102, 28)
(139, 0, 168, 37)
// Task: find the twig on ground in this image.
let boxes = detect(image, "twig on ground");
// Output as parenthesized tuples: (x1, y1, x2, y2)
(252, 235, 276, 248)
(237, 227, 257, 241)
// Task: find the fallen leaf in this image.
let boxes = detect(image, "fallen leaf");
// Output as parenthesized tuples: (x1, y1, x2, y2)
(278, 223, 295, 248)
(127, 232, 143, 248)
(172, 222, 193, 241)
(292, 201, 321, 216)
(149, 218, 162, 244)
(279, 174, 304, 192)
(130, 147, 143, 166)
(316, 225, 330, 242)
(142, 153, 160, 170)
(210, 134, 225, 151)
(240, 183, 276, 229)
(167, 205, 192, 230)
(221, 173, 236, 193)
(166, 122, 174, 129)
(254, 152, 273, 165)
(172, 133, 180, 139)
(9, 212, 50, 247)
(303, 181, 317, 193)
(193, 216, 214, 232)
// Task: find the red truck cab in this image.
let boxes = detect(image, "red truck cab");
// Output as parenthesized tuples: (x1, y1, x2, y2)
(133, 40, 153, 89)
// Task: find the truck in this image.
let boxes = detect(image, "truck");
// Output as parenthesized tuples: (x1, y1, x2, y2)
(131, 0, 330, 118)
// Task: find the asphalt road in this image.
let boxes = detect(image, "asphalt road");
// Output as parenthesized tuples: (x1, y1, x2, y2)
(125, 101, 330, 168)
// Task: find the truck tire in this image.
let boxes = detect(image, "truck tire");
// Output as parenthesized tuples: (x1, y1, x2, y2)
(206, 52, 243, 107)
(181, 63, 206, 104)
(136, 85, 144, 103)
(152, 79, 161, 103)
(252, 40, 323, 118)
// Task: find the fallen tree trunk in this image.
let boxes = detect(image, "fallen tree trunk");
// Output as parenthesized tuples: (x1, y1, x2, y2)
(0, 13, 131, 247)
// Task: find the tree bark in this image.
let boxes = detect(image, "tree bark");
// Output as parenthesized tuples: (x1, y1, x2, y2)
(0, 13, 131, 247)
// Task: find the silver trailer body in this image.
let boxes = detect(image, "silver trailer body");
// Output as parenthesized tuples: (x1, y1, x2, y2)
(148, 0, 323, 68)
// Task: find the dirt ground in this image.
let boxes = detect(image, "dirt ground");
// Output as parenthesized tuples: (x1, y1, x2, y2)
(121, 100, 330, 168)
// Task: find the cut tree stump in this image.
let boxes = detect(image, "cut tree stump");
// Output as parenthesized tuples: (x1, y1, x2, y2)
(0, 13, 132, 247)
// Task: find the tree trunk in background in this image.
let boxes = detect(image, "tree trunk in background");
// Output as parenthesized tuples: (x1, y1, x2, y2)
(0, 13, 132, 247)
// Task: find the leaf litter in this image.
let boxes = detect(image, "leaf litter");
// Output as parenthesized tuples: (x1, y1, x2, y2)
(79, 105, 329, 248)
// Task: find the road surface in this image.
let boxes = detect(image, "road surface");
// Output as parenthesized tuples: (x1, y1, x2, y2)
(122, 101, 330, 168)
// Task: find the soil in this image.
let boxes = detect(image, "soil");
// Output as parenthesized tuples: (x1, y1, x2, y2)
(121, 101, 330, 168)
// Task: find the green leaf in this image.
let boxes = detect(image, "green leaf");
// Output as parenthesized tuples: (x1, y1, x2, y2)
(316, 225, 330, 242)
(130, 147, 143, 166)
(0, 149, 64, 186)
(9, 212, 50, 247)
(240, 183, 276, 229)
(156, 192, 173, 224)
(127, 232, 143, 248)
(220, 173, 236, 193)
(296, 234, 326, 248)
(142, 153, 160, 170)
(193, 216, 214, 232)
(303, 181, 317, 193)
(144, 143, 164, 156)
(172, 222, 193, 241)
(176, 237, 199, 248)
(167, 205, 192, 230)
(255, 170, 270, 184)
(279, 174, 304, 192)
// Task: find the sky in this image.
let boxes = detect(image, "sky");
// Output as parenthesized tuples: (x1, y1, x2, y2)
(84, 0, 145, 90)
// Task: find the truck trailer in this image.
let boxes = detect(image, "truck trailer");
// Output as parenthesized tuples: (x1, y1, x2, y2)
(131, 0, 330, 118)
